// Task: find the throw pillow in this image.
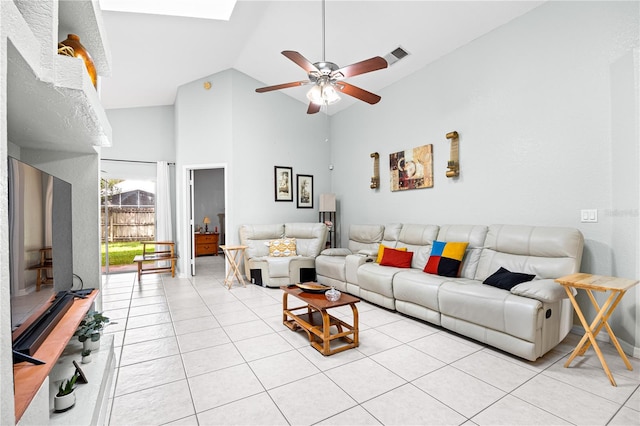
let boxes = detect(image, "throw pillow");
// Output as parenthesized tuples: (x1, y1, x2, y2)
(424, 241, 469, 277)
(267, 238, 297, 257)
(376, 244, 407, 263)
(380, 248, 413, 268)
(483, 267, 535, 290)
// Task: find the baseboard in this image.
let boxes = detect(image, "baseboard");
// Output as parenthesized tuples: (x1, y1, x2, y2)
(570, 326, 640, 359)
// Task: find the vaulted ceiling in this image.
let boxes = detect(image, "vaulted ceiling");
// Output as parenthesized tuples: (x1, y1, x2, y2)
(100, 1, 544, 114)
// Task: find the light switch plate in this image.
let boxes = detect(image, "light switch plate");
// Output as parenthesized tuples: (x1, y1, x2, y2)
(581, 209, 598, 223)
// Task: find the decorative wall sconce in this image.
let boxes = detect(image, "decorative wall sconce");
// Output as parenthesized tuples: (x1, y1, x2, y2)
(445, 131, 460, 178)
(370, 152, 380, 189)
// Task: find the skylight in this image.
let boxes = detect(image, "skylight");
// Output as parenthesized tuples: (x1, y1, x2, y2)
(99, 0, 237, 21)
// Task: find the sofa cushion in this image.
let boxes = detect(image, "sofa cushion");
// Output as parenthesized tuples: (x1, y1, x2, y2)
(437, 225, 488, 279)
(424, 241, 468, 277)
(376, 244, 407, 263)
(475, 225, 584, 281)
(439, 280, 543, 342)
(380, 248, 413, 268)
(268, 238, 297, 257)
(510, 278, 569, 303)
(321, 248, 352, 256)
(347, 224, 385, 254)
(483, 267, 535, 290)
(284, 222, 327, 257)
(239, 224, 285, 259)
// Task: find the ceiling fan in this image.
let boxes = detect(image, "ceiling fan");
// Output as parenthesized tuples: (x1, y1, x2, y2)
(255, 0, 388, 114)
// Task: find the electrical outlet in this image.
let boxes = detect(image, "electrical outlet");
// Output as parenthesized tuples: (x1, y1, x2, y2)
(580, 209, 598, 223)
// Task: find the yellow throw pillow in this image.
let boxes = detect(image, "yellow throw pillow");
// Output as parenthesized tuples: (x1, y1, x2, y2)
(376, 244, 407, 263)
(268, 238, 297, 257)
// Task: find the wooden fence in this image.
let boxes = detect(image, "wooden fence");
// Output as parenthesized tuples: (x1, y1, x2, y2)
(100, 207, 155, 242)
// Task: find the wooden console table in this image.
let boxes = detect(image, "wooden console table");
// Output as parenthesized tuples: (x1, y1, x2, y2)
(13, 289, 98, 422)
(555, 273, 638, 386)
(133, 241, 178, 282)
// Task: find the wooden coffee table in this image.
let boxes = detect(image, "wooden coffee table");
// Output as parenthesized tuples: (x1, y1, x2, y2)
(281, 284, 360, 356)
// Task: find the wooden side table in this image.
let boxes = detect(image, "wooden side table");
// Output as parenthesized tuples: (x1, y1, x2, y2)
(281, 285, 360, 356)
(220, 245, 248, 289)
(555, 273, 638, 386)
(132, 242, 178, 283)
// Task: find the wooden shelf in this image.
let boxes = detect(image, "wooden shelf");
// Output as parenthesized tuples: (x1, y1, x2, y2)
(13, 290, 98, 423)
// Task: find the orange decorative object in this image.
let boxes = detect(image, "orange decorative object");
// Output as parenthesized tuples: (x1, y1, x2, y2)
(60, 34, 97, 88)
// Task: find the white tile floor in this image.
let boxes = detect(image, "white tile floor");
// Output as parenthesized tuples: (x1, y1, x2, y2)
(102, 256, 640, 425)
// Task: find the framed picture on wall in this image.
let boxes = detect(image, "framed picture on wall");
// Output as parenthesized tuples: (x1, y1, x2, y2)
(274, 166, 293, 202)
(296, 174, 313, 208)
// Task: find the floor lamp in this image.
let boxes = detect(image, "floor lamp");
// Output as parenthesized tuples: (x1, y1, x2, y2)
(319, 193, 336, 248)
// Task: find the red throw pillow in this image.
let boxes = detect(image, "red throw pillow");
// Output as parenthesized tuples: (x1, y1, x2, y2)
(380, 247, 413, 268)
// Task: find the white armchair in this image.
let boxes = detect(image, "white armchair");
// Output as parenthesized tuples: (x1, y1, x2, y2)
(239, 222, 328, 288)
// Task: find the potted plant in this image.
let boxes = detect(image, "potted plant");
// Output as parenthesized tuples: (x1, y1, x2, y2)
(54, 372, 79, 412)
(81, 349, 92, 364)
(74, 311, 110, 351)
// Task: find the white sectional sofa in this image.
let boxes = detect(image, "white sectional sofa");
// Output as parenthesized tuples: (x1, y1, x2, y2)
(239, 223, 328, 287)
(316, 223, 584, 361)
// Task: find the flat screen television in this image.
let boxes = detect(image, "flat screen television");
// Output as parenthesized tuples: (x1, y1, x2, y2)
(8, 156, 74, 361)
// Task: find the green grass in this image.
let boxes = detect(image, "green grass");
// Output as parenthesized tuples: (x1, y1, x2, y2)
(101, 242, 153, 266)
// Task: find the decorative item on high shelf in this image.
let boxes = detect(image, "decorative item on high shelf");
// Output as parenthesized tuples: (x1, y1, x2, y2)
(59, 34, 97, 88)
(389, 144, 434, 191)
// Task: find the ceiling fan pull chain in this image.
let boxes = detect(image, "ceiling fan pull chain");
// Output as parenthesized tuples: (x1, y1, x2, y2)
(322, 0, 326, 62)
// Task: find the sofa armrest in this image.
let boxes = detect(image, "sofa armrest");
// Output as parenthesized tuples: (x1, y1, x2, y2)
(358, 249, 377, 257)
(321, 248, 352, 256)
(510, 278, 573, 303)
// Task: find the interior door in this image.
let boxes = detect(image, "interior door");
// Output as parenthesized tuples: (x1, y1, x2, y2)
(189, 169, 196, 276)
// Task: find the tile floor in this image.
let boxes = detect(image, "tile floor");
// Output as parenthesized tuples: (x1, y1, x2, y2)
(101, 256, 640, 425)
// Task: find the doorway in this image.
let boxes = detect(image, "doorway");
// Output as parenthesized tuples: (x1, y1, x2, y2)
(188, 165, 226, 276)
(100, 160, 160, 275)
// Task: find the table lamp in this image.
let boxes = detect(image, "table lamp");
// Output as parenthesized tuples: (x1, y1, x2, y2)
(203, 216, 211, 233)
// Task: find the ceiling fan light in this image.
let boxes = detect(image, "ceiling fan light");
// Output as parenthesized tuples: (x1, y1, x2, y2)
(306, 85, 324, 105)
(306, 84, 341, 105)
(323, 85, 341, 104)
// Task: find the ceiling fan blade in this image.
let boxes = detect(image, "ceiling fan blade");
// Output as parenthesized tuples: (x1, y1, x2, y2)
(334, 56, 388, 78)
(255, 80, 309, 93)
(337, 82, 381, 104)
(307, 102, 321, 114)
(282, 51, 319, 73)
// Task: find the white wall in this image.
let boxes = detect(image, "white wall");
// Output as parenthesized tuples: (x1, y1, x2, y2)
(174, 69, 330, 274)
(330, 1, 639, 351)
(102, 106, 178, 243)
(104, 106, 175, 163)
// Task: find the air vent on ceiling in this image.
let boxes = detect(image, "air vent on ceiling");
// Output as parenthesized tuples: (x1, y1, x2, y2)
(384, 46, 410, 66)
